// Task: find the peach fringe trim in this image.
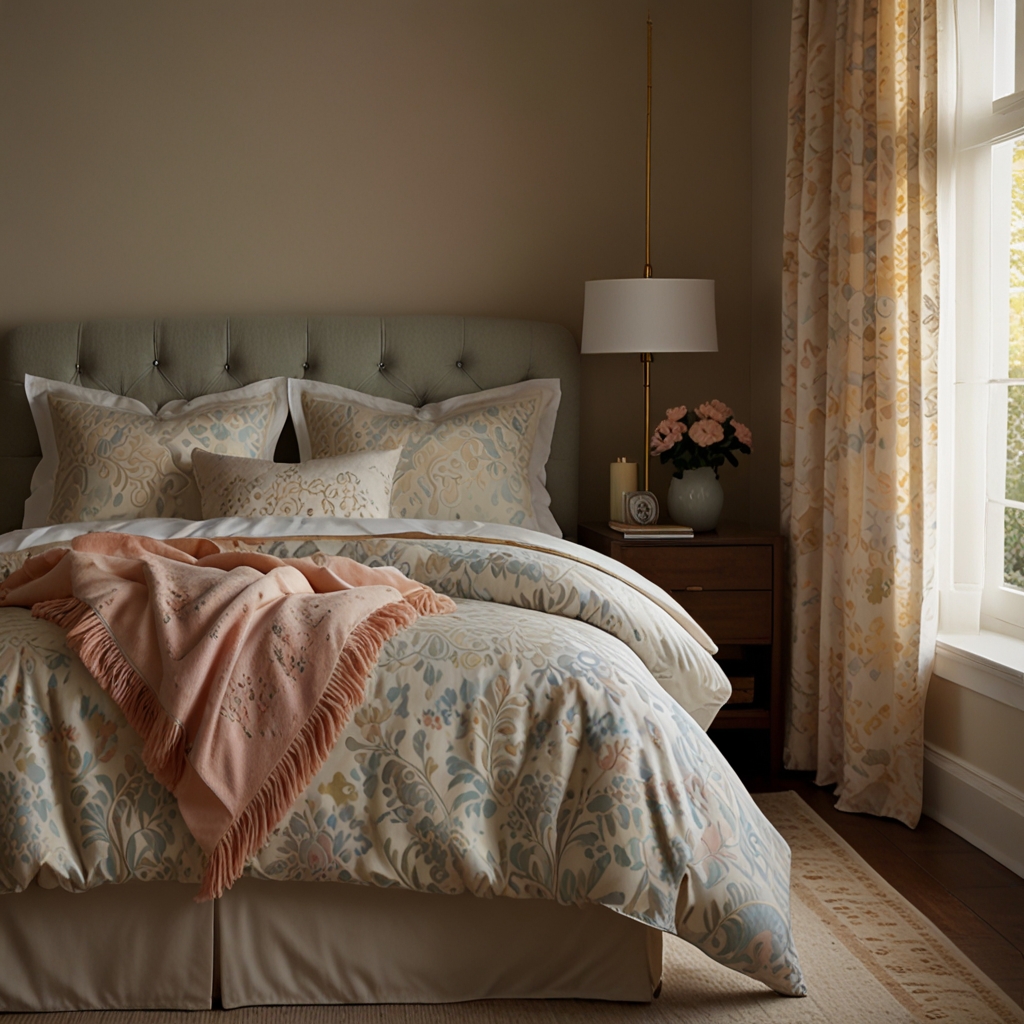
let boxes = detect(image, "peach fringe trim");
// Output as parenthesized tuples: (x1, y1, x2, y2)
(34, 588, 456, 902)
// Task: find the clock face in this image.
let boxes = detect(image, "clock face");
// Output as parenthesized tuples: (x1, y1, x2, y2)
(625, 490, 659, 526)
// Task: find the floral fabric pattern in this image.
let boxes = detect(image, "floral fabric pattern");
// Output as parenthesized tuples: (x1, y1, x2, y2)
(780, 0, 938, 824)
(192, 448, 401, 520)
(295, 382, 560, 534)
(45, 392, 282, 524)
(0, 608, 205, 891)
(0, 533, 803, 996)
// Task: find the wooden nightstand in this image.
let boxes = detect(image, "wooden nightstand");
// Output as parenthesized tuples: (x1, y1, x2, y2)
(577, 522, 785, 776)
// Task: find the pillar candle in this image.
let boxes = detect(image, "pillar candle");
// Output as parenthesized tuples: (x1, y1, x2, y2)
(609, 458, 637, 521)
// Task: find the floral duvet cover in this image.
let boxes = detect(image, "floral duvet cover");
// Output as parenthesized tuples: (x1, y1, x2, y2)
(0, 518, 805, 996)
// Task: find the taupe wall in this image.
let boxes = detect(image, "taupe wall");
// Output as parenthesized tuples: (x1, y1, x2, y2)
(750, 0, 791, 531)
(0, 0, 757, 526)
(925, 677, 1024, 792)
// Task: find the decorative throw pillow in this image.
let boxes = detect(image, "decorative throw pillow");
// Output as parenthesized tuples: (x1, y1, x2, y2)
(192, 448, 402, 520)
(23, 375, 289, 527)
(287, 378, 561, 536)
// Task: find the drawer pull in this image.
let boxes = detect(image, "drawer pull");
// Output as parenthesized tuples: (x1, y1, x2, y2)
(685, 585, 703, 591)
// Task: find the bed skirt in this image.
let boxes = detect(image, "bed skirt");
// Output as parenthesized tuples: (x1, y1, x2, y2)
(0, 879, 663, 1011)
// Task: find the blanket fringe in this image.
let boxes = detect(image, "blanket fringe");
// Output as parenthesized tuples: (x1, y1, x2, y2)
(32, 597, 188, 790)
(407, 589, 457, 617)
(198, 597, 431, 901)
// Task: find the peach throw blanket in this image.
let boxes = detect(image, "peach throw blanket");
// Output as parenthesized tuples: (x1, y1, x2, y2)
(0, 532, 455, 899)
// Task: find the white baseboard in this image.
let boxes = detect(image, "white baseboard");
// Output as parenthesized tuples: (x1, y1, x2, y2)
(923, 744, 1024, 878)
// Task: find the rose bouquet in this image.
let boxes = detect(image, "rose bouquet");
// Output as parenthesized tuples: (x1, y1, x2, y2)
(650, 400, 752, 477)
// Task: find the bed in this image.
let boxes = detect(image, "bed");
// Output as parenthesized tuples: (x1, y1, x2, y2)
(0, 314, 805, 1010)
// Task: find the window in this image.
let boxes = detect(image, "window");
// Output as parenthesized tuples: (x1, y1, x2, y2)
(942, 0, 1024, 639)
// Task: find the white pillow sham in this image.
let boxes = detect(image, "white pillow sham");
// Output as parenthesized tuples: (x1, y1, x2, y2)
(192, 448, 402, 520)
(24, 375, 289, 528)
(287, 378, 562, 537)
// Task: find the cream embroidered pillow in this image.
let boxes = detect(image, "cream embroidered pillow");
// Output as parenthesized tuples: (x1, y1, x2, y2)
(24, 376, 289, 527)
(192, 448, 401, 520)
(288, 379, 561, 536)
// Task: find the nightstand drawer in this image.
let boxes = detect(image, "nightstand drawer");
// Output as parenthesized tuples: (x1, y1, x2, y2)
(623, 545, 772, 591)
(670, 590, 772, 643)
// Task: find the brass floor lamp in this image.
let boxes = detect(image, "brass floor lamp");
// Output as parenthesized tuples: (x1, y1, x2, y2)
(581, 16, 717, 493)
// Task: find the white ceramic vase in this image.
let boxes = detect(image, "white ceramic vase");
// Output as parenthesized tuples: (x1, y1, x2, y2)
(667, 467, 724, 531)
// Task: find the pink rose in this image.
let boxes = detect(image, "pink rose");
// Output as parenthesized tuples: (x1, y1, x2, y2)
(733, 421, 753, 448)
(665, 404, 687, 423)
(695, 400, 732, 423)
(650, 421, 685, 454)
(650, 418, 673, 453)
(689, 419, 725, 446)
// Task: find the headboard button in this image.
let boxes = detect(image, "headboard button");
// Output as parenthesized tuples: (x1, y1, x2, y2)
(456, 361, 463, 369)
(152, 359, 160, 367)
(302, 362, 309, 371)
(75, 364, 80, 373)
(378, 361, 385, 370)
(224, 363, 230, 371)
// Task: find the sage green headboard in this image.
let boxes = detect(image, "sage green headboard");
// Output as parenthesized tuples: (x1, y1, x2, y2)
(0, 315, 580, 538)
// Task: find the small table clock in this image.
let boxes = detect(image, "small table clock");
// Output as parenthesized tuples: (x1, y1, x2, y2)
(623, 490, 660, 526)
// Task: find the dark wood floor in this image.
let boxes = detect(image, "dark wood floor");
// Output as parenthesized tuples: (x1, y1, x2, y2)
(745, 774, 1024, 1008)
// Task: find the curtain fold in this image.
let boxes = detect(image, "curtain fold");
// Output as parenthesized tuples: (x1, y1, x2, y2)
(781, 0, 938, 826)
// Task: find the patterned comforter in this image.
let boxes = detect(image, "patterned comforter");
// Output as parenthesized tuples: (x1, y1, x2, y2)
(0, 518, 805, 996)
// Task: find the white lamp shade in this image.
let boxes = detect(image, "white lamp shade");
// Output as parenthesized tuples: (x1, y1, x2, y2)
(580, 278, 718, 354)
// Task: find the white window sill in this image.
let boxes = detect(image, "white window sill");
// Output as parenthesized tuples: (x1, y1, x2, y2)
(934, 632, 1024, 711)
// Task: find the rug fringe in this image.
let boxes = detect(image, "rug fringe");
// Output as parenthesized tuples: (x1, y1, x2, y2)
(197, 598, 423, 901)
(33, 597, 187, 790)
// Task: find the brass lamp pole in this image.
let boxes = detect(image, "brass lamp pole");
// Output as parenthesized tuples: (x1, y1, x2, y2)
(580, 17, 718, 498)
(641, 14, 653, 491)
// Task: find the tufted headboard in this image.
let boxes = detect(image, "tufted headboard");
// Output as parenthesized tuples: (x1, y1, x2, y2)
(0, 315, 580, 538)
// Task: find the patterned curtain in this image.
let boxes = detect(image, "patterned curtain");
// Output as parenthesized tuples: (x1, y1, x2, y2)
(780, 0, 938, 826)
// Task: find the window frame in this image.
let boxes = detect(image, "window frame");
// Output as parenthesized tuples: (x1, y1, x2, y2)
(942, 0, 1024, 639)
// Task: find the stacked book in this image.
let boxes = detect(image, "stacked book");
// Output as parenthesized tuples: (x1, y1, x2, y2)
(608, 521, 694, 540)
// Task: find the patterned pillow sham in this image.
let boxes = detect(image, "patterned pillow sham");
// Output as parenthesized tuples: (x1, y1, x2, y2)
(288, 376, 561, 536)
(24, 375, 289, 527)
(192, 448, 402, 520)
(288, 378, 561, 537)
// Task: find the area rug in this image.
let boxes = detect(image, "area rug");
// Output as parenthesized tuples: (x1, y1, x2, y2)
(6, 791, 1022, 1023)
